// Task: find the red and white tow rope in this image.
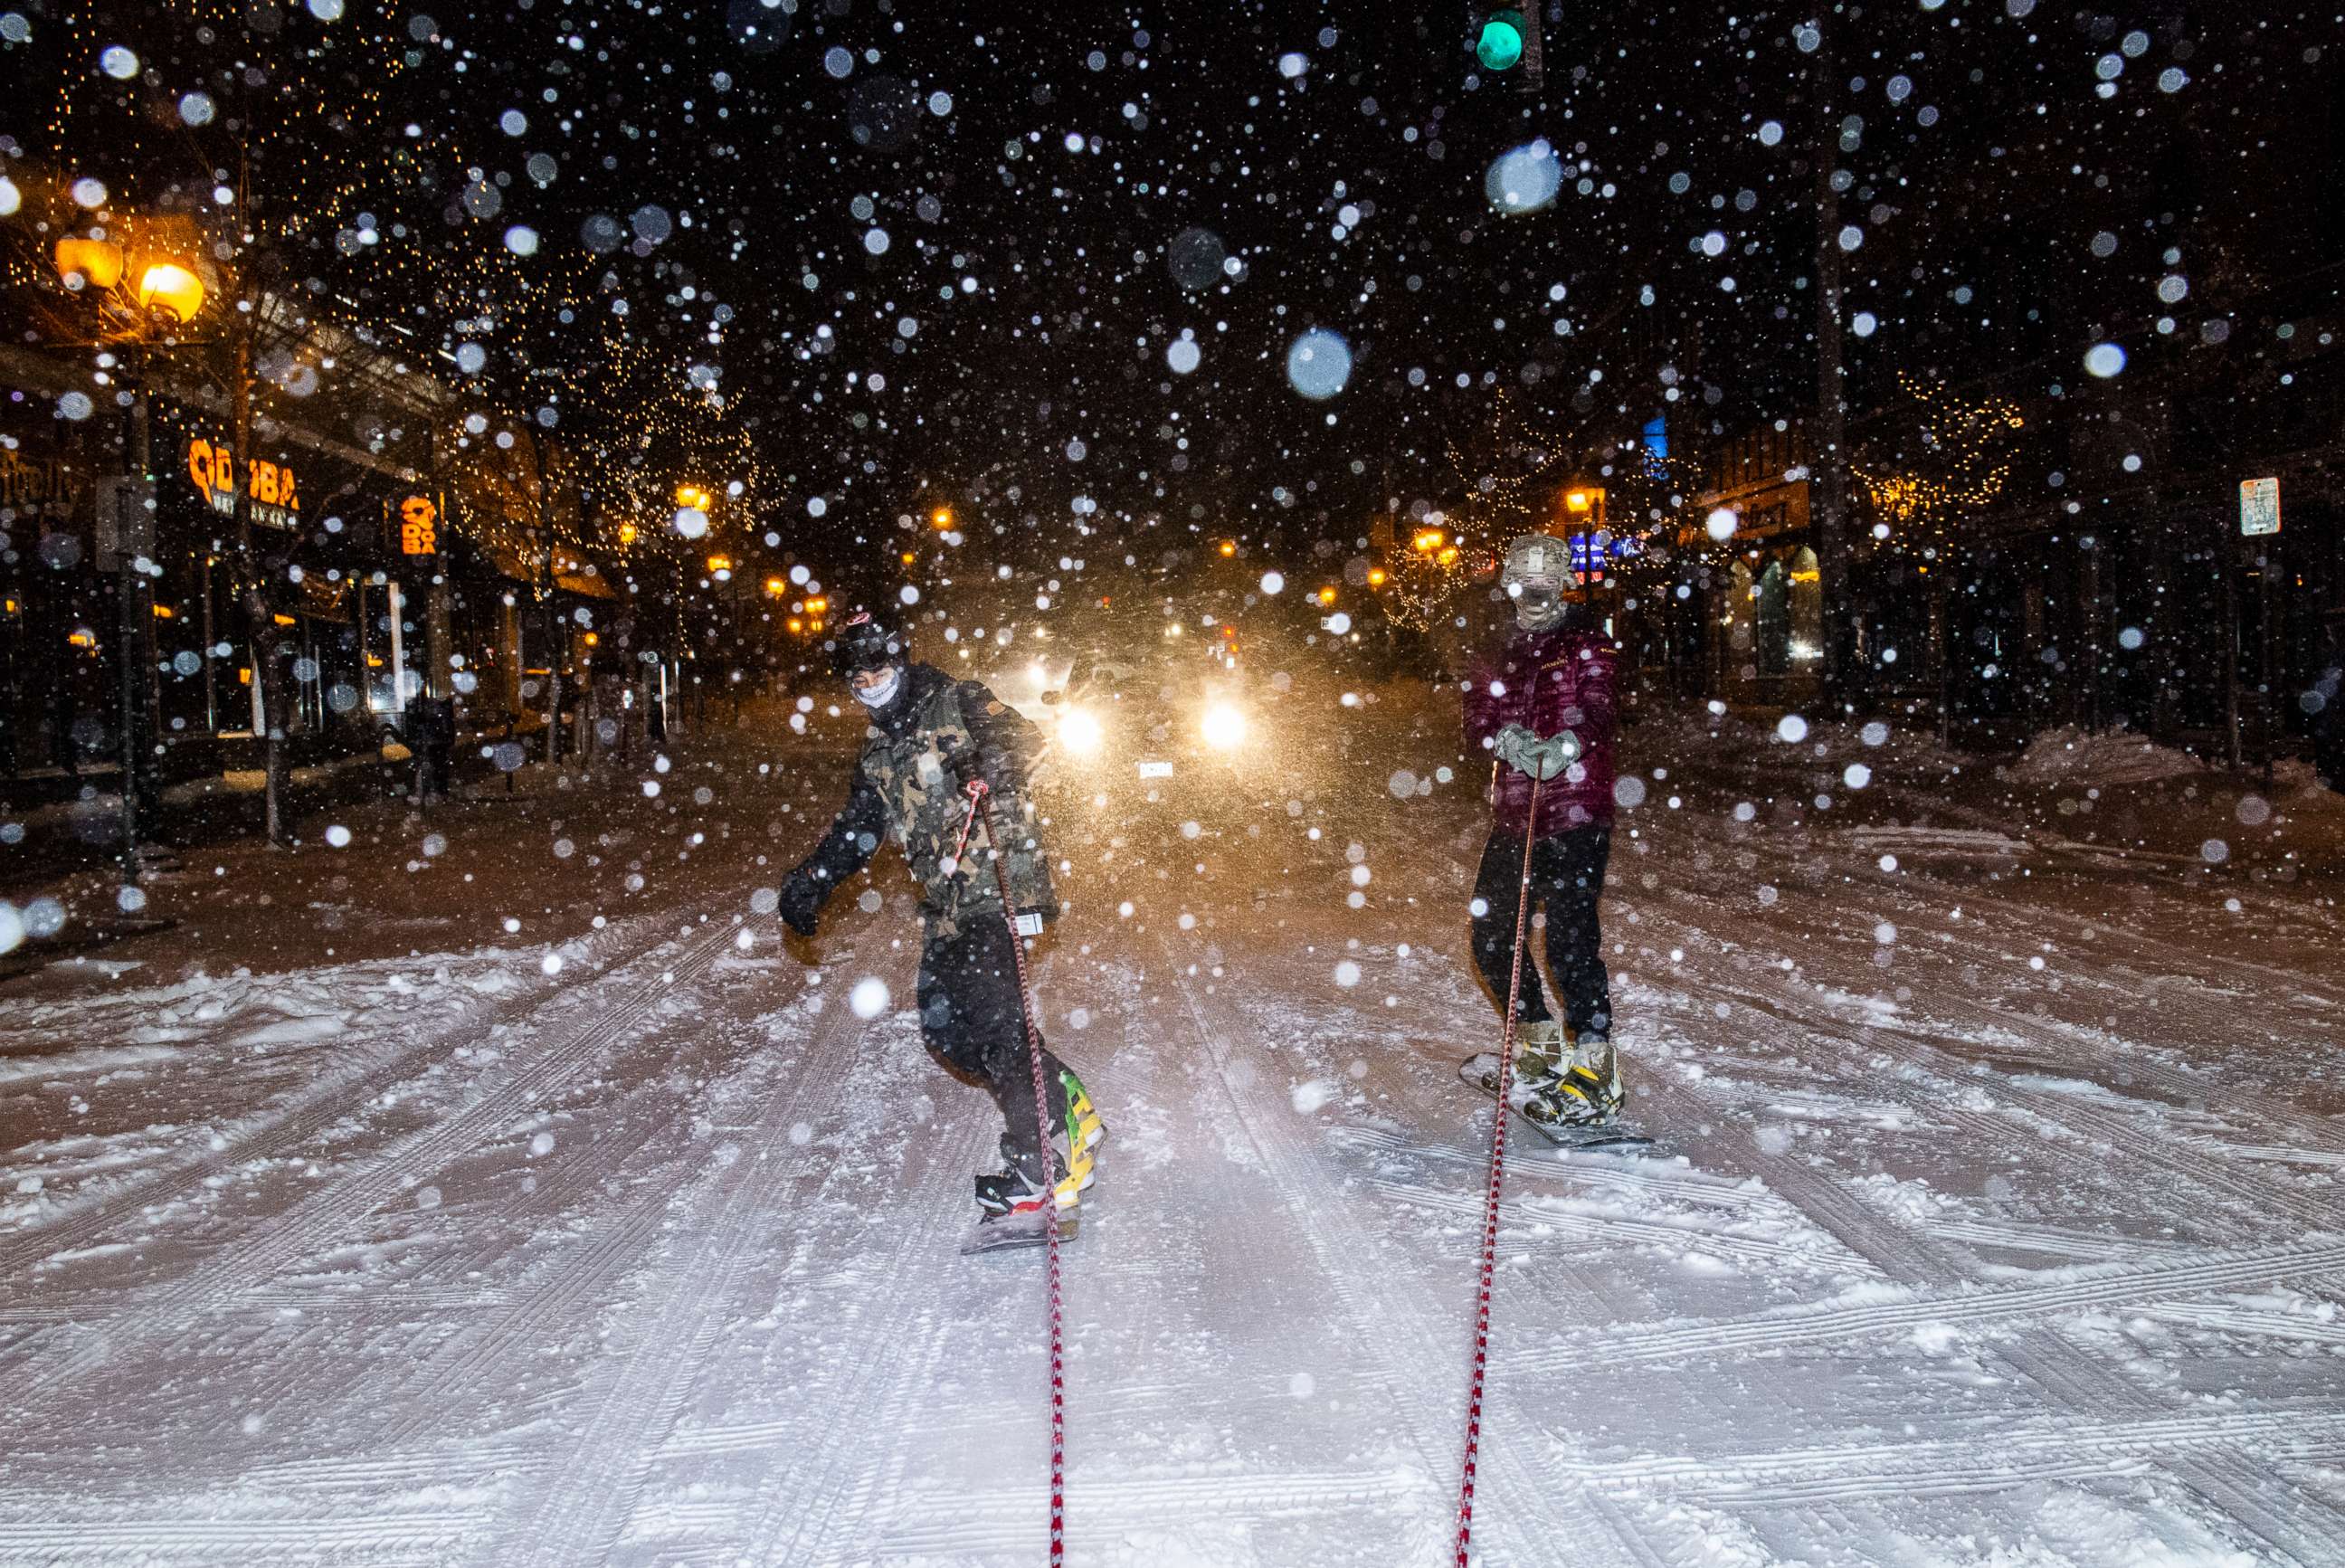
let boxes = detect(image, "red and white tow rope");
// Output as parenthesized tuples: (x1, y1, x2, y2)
(1455, 768, 1546, 1566)
(959, 777, 1069, 1565)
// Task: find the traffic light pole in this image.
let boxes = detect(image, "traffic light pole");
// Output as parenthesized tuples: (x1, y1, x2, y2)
(1810, 18, 1853, 709)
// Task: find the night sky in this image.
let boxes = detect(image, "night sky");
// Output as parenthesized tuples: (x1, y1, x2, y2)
(8, 2, 2341, 584)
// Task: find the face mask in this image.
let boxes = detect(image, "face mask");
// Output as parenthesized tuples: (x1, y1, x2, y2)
(850, 666, 901, 709)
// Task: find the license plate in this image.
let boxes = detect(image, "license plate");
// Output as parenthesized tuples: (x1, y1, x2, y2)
(1136, 759, 1175, 779)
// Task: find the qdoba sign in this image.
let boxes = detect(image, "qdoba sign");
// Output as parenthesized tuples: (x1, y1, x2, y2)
(185, 436, 300, 529)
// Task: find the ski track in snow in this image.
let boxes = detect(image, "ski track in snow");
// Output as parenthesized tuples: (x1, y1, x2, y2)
(1, 909, 750, 1406)
(1521, 797, 2345, 1564)
(2, 717, 2342, 1565)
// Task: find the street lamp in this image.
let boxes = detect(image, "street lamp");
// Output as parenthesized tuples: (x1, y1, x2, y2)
(136, 263, 206, 324)
(50, 230, 210, 887)
(53, 238, 208, 330)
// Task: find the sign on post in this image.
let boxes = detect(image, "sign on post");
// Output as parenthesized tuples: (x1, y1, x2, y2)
(2240, 476, 2281, 537)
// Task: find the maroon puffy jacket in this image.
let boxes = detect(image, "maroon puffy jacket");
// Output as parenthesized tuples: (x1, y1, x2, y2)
(1463, 624, 1619, 837)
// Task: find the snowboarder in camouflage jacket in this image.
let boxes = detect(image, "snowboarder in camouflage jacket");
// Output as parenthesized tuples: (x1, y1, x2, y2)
(779, 611, 1104, 1221)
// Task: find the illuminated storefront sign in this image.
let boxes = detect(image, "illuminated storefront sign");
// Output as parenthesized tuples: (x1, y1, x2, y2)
(396, 493, 440, 555)
(0, 446, 90, 513)
(185, 436, 299, 529)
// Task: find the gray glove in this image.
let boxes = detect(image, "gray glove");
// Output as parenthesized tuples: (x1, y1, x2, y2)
(1494, 723, 1581, 781)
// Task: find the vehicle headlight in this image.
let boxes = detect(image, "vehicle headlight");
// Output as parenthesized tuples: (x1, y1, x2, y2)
(1201, 702, 1248, 749)
(1059, 707, 1105, 755)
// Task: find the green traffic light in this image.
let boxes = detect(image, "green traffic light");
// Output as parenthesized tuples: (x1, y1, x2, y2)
(1476, 11, 1526, 71)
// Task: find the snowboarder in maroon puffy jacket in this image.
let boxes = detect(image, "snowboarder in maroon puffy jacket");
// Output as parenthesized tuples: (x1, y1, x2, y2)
(1457, 534, 1626, 1128)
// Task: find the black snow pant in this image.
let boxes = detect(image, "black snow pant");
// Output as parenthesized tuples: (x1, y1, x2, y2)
(1469, 822, 1613, 1038)
(917, 913, 1073, 1181)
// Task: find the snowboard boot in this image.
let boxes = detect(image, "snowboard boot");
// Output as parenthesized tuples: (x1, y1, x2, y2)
(1513, 1020, 1568, 1099)
(1059, 1066, 1106, 1154)
(1465, 1019, 1567, 1104)
(974, 1123, 1095, 1221)
(1524, 1032, 1626, 1129)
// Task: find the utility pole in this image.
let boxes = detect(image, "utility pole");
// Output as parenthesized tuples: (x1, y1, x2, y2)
(110, 347, 156, 886)
(229, 262, 292, 845)
(534, 432, 564, 765)
(1810, 13, 1854, 710)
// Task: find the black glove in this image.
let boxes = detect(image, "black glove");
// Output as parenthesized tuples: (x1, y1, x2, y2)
(946, 744, 990, 792)
(776, 872, 824, 937)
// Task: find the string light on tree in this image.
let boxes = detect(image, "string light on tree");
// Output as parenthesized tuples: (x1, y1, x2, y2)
(1852, 373, 2027, 546)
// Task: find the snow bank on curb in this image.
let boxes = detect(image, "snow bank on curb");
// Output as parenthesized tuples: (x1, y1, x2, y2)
(2006, 726, 2205, 786)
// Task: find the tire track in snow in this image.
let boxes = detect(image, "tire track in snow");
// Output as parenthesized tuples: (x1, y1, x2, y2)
(0, 1515, 477, 1565)
(738, 938, 1151, 1566)
(514, 966, 979, 1568)
(1404, 841, 2345, 1562)
(364, 1179, 679, 1453)
(874, 1466, 1441, 1555)
(11, 955, 778, 1476)
(2141, 1300, 2345, 1346)
(1665, 751, 2345, 1017)
(354, 950, 818, 1456)
(1332, 1121, 1774, 1212)
(1664, 798, 2345, 1151)
(1631, 929, 2340, 1237)
(726, 1131, 983, 1567)
(238, 1439, 533, 1493)
(2, 909, 745, 1403)
(1937, 986, 2345, 1170)
(5, 1016, 755, 1500)
(1923, 1215, 2202, 1263)
(1509, 756, 2345, 1556)
(1508, 1235, 2345, 1372)
(1567, 1018, 2345, 1564)
(1633, 840, 2345, 1553)
(0, 909, 670, 1283)
(1590, 1407, 2345, 1506)
(1364, 1174, 1880, 1277)
(1154, 930, 1639, 1568)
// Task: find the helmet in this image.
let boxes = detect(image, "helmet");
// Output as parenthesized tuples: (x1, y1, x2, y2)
(828, 611, 904, 677)
(1501, 534, 1571, 595)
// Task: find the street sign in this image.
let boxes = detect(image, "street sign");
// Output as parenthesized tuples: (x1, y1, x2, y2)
(2240, 476, 2280, 537)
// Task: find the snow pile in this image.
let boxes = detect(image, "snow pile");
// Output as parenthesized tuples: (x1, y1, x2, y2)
(2006, 726, 2206, 786)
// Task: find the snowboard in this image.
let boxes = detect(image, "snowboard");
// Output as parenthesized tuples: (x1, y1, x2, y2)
(961, 1207, 1083, 1255)
(1458, 1053, 1657, 1154)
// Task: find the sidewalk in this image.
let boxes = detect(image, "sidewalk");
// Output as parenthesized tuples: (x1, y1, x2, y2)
(0, 702, 867, 980)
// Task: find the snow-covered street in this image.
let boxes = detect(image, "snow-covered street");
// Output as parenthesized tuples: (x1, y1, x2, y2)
(4, 690, 2341, 1567)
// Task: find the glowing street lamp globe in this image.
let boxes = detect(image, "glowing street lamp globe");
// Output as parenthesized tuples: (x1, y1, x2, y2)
(53, 236, 125, 290)
(135, 262, 205, 323)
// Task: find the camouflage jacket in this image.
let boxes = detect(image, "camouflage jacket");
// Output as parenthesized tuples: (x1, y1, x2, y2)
(790, 663, 1057, 937)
